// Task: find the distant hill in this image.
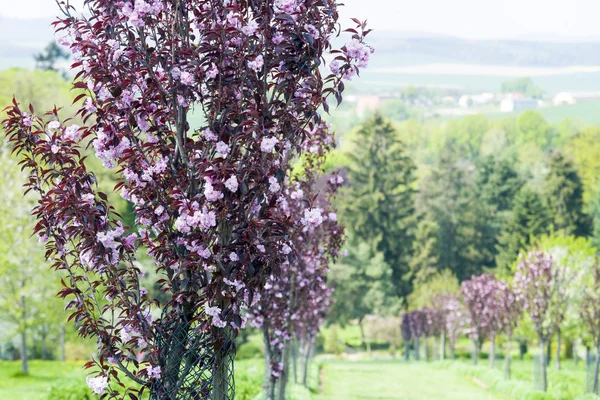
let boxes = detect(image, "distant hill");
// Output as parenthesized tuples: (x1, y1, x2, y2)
(2, 17, 600, 71)
(0, 17, 55, 70)
(364, 31, 600, 68)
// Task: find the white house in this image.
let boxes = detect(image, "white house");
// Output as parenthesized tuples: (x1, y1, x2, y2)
(500, 95, 538, 113)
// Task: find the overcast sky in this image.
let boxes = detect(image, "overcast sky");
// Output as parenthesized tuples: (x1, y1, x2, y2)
(1, 0, 599, 40)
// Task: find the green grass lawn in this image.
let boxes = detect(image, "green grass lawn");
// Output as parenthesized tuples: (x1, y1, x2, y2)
(315, 359, 506, 400)
(0, 358, 264, 400)
(0, 360, 85, 400)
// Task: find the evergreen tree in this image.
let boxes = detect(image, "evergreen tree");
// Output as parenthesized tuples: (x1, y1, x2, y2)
(342, 113, 417, 300)
(474, 155, 524, 269)
(496, 186, 550, 273)
(543, 151, 591, 237)
(409, 212, 440, 283)
(422, 141, 483, 281)
(33, 42, 70, 75)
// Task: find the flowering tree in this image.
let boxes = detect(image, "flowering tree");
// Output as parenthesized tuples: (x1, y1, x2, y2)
(423, 307, 443, 361)
(249, 123, 345, 399)
(3, 0, 371, 398)
(461, 274, 498, 365)
(580, 259, 600, 394)
(514, 251, 565, 392)
(496, 281, 521, 379)
(401, 312, 412, 361)
(440, 294, 465, 361)
(409, 310, 426, 361)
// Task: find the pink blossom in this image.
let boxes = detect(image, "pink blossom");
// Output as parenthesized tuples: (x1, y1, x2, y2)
(248, 55, 264, 72)
(261, 136, 279, 152)
(216, 141, 230, 155)
(86, 376, 109, 395)
(224, 176, 239, 192)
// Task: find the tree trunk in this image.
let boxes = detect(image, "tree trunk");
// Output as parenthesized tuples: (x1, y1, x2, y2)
(212, 330, 234, 400)
(489, 335, 496, 369)
(415, 336, 420, 361)
(20, 329, 28, 375)
(450, 339, 455, 361)
(404, 340, 410, 361)
(292, 339, 298, 384)
(425, 337, 430, 361)
(540, 339, 547, 392)
(20, 295, 28, 375)
(358, 319, 366, 350)
(433, 336, 438, 362)
(366, 340, 371, 357)
(263, 325, 274, 399)
(472, 339, 479, 365)
(546, 337, 551, 367)
(302, 340, 312, 387)
(555, 330, 561, 370)
(41, 325, 47, 361)
(60, 327, 65, 362)
(276, 341, 289, 400)
(440, 332, 446, 360)
(390, 342, 396, 359)
(594, 342, 600, 395)
(504, 337, 512, 380)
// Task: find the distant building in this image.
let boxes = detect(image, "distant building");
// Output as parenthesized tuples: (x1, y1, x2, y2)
(553, 92, 576, 106)
(500, 94, 538, 113)
(458, 93, 495, 109)
(553, 91, 600, 105)
(356, 96, 381, 117)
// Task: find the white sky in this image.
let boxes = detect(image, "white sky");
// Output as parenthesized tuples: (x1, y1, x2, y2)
(1, 0, 599, 40)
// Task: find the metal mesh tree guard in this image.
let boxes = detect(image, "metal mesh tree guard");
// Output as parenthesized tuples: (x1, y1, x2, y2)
(586, 353, 599, 394)
(149, 307, 235, 400)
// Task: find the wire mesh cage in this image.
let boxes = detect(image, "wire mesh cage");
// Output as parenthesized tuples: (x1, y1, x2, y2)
(532, 354, 548, 391)
(586, 353, 599, 394)
(149, 307, 236, 400)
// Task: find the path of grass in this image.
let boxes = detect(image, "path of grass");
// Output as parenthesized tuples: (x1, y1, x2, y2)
(315, 359, 506, 400)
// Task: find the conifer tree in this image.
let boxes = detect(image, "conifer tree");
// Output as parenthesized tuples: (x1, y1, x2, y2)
(474, 156, 524, 269)
(342, 114, 417, 299)
(496, 186, 550, 272)
(543, 151, 591, 237)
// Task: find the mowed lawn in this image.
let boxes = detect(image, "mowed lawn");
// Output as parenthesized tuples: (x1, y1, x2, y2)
(315, 360, 506, 400)
(0, 360, 86, 400)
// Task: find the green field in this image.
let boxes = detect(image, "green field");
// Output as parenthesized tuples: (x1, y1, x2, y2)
(0, 359, 264, 400)
(316, 359, 505, 400)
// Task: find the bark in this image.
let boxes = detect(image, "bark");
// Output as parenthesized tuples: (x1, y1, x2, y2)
(546, 338, 551, 367)
(358, 318, 366, 350)
(440, 332, 446, 360)
(390, 342, 396, 359)
(425, 337, 430, 361)
(555, 330, 561, 370)
(594, 342, 600, 395)
(489, 335, 496, 369)
(262, 325, 274, 399)
(20, 295, 28, 375)
(302, 340, 312, 386)
(504, 337, 512, 380)
(540, 339, 547, 392)
(41, 325, 47, 361)
(472, 339, 479, 365)
(212, 328, 234, 400)
(292, 339, 298, 384)
(276, 341, 289, 400)
(415, 336, 421, 361)
(404, 340, 410, 361)
(60, 327, 65, 362)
